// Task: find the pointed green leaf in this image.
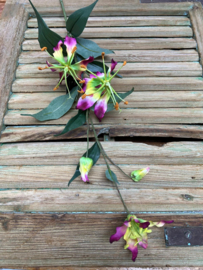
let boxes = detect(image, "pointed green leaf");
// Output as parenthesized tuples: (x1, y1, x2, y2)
(29, 0, 64, 55)
(68, 142, 100, 186)
(56, 110, 86, 136)
(76, 37, 113, 58)
(105, 169, 119, 184)
(107, 87, 134, 112)
(22, 86, 78, 121)
(66, 0, 98, 37)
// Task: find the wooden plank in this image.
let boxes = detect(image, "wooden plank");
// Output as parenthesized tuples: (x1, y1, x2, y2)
(19, 49, 199, 64)
(28, 16, 191, 27)
(1, 141, 203, 165)
(4, 108, 203, 125)
(0, 164, 203, 189)
(0, 213, 201, 267)
(2, 124, 203, 142)
(16, 63, 202, 78)
(190, 3, 203, 71)
(22, 38, 197, 50)
(24, 26, 193, 39)
(7, 91, 203, 109)
(0, 188, 201, 212)
(0, 3, 28, 131)
(12, 77, 203, 92)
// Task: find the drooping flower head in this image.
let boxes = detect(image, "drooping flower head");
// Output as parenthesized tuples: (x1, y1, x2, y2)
(131, 167, 150, 182)
(38, 37, 94, 96)
(110, 214, 173, 262)
(79, 157, 93, 182)
(76, 52, 128, 121)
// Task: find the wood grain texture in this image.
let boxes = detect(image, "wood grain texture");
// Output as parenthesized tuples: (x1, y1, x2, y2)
(7, 91, 203, 109)
(18, 268, 203, 270)
(28, 16, 191, 27)
(0, 213, 201, 267)
(5, 108, 203, 125)
(22, 38, 197, 50)
(24, 26, 193, 39)
(1, 141, 203, 166)
(12, 77, 203, 92)
(190, 3, 203, 71)
(19, 50, 199, 64)
(0, 164, 203, 189)
(16, 63, 202, 78)
(3, 124, 203, 142)
(0, 3, 28, 131)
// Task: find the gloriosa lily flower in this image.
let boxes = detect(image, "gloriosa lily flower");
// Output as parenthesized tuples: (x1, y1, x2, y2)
(131, 167, 150, 182)
(76, 53, 129, 121)
(38, 36, 94, 96)
(79, 157, 93, 182)
(110, 215, 174, 262)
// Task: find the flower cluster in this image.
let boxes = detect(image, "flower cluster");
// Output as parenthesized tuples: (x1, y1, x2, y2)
(110, 215, 174, 261)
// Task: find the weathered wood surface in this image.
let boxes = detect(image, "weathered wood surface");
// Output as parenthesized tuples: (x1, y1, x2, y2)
(25, 26, 193, 39)
(28, 16, 191, 27)
(16, 63, 202, 78)
(7, 91, 203, 109)
(17, 268, 203, 270)
(22, 38, 197, 50)
(0, 164, 203, 189)
(12, 77, 203, 92)
(1, 141, 203, 166)
(190, 3, 203, 71)
(4, 108, 203, 125)
(3, 124, 203, 142)
(19, 50, 199, 63)
(0, 3, 28, 131)
(0, 213, 201, 267)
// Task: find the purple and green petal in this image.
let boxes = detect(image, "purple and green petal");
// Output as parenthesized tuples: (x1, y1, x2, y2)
(126, 239, 138, 262)
(79, 157, 93, 183)
(71, 56, 94, 79)
(150, 220, 174, 228)
(46, 61, 56, 72)
(64, 36, 77, 62)
(139, 221, 150, 229)
(94, 92, 111, 122)
(76, 92, 101, 111)
(110, 225, 128, 243)
(53, 40, 65, 64)
(110, 59, 117, 73)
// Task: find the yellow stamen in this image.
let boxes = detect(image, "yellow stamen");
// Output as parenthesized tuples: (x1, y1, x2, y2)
(79, 80, 85, 84)
(102, 52, 105, 59)
(124, 101, 128, 105)
(82, 94, 87, 99)
(123, 61, 127, 66)
(38, 66, 48, 70)
(80, 64, 87, 69)
(41, 47, 47, 51)
(78, 90, 84, 94)
(71, 46, 77, 54)
(114, 102, 119, 110)
(53, 86, 59, 91)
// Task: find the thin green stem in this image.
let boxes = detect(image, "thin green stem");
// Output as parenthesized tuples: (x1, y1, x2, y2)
(90, 115, 130, 214)
(86, 110, 90, 158)
(59, 0, 67, 22)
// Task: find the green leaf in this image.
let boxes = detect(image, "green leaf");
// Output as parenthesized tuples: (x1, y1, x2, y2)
(107, 87, 134, 112)
(56, 110, 86, 136)
(66, 0, 98, 37)
(68, 142, 100, 186)
(28, 0, 64, 55)
(22, 86, 78, 121)
(76, 37, 113, 59)
(105, 169, 119, 184)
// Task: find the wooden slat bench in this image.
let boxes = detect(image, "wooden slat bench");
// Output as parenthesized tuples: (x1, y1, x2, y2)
(1, 0, 203, 268)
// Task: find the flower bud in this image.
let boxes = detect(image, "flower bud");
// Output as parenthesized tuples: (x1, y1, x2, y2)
(79, 157, 93, 182)
(131, 167, 150, 182)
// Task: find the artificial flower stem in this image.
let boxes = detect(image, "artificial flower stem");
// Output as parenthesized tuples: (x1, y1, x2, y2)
(90, 116, 130, 215)
(59, 0, 68, 22)
(100, 144, 132, 179)
(86, 69, 104, 82)
(86, 109, 90, 158)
